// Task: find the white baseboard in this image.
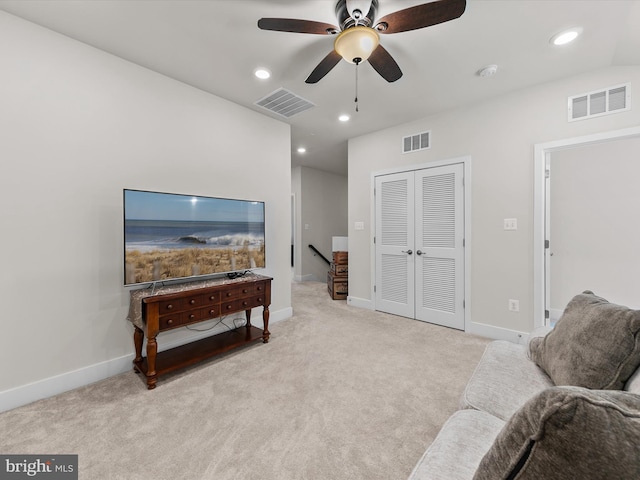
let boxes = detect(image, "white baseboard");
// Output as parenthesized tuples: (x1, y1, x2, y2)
(271, 306, 293, 324)
(0, 306, 292, 414)
(466, 321, 529, 345)
(346, 296, 373, 310)
(0, 353, 134, 414)
(293, 274, 314, 282)
(345, 298, 527, 344)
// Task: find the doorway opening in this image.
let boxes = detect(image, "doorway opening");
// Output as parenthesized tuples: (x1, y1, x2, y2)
(533, 126, 640, 327)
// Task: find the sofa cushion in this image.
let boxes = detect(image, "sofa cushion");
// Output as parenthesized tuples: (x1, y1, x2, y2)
(460, 341, 553, 421)
(408, 409, 505, 480)
(472, 387, 640, 480)
(529, 291, 640, 390)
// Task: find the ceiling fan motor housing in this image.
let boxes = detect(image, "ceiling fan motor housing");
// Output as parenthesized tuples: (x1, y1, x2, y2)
(336, 0, 378, 30)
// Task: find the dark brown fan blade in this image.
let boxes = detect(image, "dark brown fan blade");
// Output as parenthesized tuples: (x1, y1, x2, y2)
(258, 18, 338, 35)
(305, 50, 342, 84)
(375, 0, 466, 34)
(368, 45, 402, 82)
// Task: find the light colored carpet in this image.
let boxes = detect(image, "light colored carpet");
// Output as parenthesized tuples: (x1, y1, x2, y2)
(0, 281, 490, 479)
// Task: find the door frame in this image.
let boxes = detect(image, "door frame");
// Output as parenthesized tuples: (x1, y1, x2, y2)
(533, 125, 640, 328)
(370, 155, 472, 331)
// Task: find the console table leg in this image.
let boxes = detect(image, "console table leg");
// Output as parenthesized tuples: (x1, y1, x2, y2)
(262, 306, 270, 343)
(245, 309, 252, 330)
(133, 327, 144, 373)
(146, 336, 158, 390)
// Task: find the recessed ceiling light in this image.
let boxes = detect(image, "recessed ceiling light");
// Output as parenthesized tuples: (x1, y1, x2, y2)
(550, 27, 583, 46)
(297, 147, 306, 153)
(476, 64, 498, 77)
(254, 68, 271, 80)
(338, 114, 350, 122)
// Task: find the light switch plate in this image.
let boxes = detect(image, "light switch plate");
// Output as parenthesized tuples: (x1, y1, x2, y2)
(354, 221, 364, 231)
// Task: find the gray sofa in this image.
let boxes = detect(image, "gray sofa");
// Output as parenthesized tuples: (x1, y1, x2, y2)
(409, 291, 640, 480)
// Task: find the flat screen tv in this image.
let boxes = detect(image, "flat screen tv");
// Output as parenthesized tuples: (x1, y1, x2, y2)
(123, 189, 265, 286)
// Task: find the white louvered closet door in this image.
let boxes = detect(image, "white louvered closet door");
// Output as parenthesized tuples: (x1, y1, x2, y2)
(415, 164, 464, 329)
(375, 172, 415, 318)
(375, 164, 464, 330)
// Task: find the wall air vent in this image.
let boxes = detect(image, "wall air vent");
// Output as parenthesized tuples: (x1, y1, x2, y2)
(568, 83, 630, 122)
(402, 131, 431, 153)
(255, 88, 315, 118)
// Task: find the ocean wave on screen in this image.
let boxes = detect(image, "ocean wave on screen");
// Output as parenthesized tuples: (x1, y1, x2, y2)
(180, 233, 263, 247)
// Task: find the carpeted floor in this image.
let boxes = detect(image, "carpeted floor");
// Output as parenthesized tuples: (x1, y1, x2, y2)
(0, 281, 490, 479)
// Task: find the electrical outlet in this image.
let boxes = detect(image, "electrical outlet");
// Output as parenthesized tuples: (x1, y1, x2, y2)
(508, 299, 520, 312)
(504, 218, 518, 230)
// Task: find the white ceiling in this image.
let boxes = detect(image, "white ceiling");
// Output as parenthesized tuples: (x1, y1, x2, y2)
(1, 0, 639, 175)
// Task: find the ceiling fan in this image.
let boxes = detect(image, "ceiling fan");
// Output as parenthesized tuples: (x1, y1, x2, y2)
(258, 0, 466, 84)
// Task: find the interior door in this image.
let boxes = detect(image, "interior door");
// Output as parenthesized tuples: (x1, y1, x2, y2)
(414, 164, 465, 329)
(374, 171, 415, 318)
(375, 164, 465, 330)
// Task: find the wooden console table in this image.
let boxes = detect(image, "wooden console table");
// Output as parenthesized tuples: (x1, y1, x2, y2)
(128, 274, 272, 389)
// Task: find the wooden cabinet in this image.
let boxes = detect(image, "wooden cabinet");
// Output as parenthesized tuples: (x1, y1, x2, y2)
(131, 275, 272, 389)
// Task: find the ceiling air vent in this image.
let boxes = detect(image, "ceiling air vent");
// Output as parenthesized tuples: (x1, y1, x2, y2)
(255, 88, 315, 118)
(402, 131, 431, 153)
(568, 83, 630, 122)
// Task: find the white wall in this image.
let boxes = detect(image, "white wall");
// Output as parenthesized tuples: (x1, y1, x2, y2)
(348, 66, 640, 339)
(0, 11, 291, 411)
(292, 166, 348, 282)
(550, 137, 640, 312)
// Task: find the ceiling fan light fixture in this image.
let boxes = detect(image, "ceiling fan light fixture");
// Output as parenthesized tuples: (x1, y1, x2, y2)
(334, 26, 379, 64)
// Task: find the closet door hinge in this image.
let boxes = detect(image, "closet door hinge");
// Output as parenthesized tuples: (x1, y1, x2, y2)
(545, 310, 550, 319)
(545, 239, 550, 249)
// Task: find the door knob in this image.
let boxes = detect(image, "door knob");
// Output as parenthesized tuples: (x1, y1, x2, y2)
(402, 249, 413, 255)
(416, 250, 423, 256)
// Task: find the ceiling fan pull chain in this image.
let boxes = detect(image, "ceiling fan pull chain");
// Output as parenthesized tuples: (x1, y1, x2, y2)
(355, 60, 359, 112)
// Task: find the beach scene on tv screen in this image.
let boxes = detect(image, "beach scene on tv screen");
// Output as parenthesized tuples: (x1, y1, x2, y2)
(124, 190, 265, 285)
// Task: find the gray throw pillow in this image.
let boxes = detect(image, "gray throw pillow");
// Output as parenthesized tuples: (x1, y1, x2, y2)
(529, 291, 640, 389)
(473, 387, 640, 480)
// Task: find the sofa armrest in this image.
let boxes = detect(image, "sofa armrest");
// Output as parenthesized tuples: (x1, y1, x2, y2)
(525, 326, 553, 360)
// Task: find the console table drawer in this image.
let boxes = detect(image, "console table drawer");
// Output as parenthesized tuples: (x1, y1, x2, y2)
(222, 295, 265, 314)
(244, 295, 267, 309)
(184, 295, 204, 309)
(201, 305, 220, 320)
(158, 298, 183, 314)
(202, 292, 219, 305)
(160, 310, 202, 330)
(222, 285, 256, 300)
(221, 299, 243, 313)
